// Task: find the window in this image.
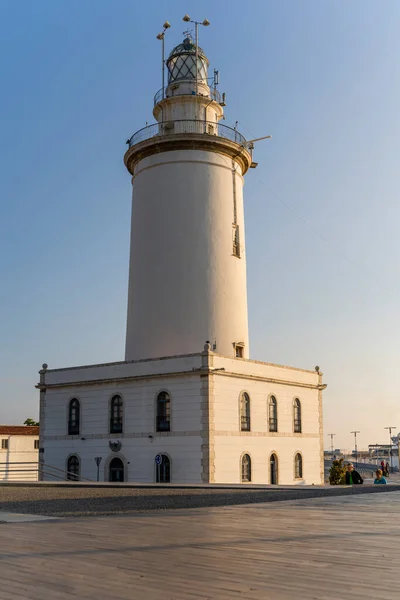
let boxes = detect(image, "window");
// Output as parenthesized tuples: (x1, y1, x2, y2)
(68, 398, 80, 435)
(156, 392, 171, 432)
(34, 440, 39, 450)
(270, 453, 278, 484)
(294, 398, 302, 433)
(241, 454, 251, 482)
(67, 455, 80, 481)
(235, 344, 244, 358)
(268, 396, 278, 432)
(240, 392, 250, 431)
(156, 454, 171, 483)
(110, 395, 123, 434)
(232, 224, 240, 257)
(295, 453, 303, 479)
(1, 439, 9, 450)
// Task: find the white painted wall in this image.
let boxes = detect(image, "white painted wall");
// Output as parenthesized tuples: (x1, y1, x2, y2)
(41, 354, 323, 485)
(0, 435, 39, 481)
(125, 150, 249, 361)
(43, 370, 204, 483)
(210, 356, 323, 485)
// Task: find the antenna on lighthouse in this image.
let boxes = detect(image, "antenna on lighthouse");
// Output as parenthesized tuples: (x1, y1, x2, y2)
(156, 21, 171, 101)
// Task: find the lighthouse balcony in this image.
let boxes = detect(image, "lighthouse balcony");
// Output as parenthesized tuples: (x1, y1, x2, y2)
(127, 119, 247, 149)
(153, 85, 221, 107)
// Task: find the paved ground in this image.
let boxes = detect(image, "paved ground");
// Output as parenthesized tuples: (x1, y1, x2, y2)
(0, 483, 400, 516)
(0, 491, 398, 599)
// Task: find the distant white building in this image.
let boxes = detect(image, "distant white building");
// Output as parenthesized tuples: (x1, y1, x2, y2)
(38, 31, 325, 485)
(0, 426, 39, 481)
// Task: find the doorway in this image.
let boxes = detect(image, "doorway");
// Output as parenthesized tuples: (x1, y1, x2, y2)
(109, 457, 125, 482)
(270, 453, 278, 485)
(156, 454, 171, 483)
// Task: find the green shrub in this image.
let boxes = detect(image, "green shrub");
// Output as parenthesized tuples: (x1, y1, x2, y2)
(329, 458, 346, 485)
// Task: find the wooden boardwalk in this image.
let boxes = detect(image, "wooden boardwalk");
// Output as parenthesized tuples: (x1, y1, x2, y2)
(0, 492, 398, 599)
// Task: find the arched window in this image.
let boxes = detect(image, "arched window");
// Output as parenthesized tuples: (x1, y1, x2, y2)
(240, 392, 250, 431)
(295, 453, 303, 479)
(294, 398, 302, 433)
(241, 453, 251, 482)
(110, 395, 123, 434)
(67, 455, 80, 481)
(268, 396, 278, 432)
(156, 454, 171, 483)
(156, 392, 171, 432)
(270, 453, 278, 485)
(68, 398, 80, 435)
(109, 457, 125, 482)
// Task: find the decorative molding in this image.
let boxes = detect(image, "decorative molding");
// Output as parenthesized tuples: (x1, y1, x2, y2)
(109, 440, 122, 452)
(124, 134, 252, 176)
(213, 431, 320, 438)
(43, 431, 202, 442)
(36, 367, 325, 392)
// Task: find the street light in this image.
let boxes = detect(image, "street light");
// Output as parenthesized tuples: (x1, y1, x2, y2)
(384, 426, 396, 473)
(327, 433, 336, 454)
(156, 21, 171, 100)
(351, 431, 360, 468)
(182, 15, 210, 113)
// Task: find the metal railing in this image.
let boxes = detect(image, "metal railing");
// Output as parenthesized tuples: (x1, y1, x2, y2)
(0, 461, 92, 482)
(154, 85, 222, 106)
(127, 119, 247, 149)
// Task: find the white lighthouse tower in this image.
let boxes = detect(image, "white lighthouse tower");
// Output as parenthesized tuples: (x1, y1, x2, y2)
(124, 29, 252, 361)
(39, 21, 325, 487)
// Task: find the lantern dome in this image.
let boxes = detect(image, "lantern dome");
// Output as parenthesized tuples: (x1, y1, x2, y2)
(166, 36, 209, 84)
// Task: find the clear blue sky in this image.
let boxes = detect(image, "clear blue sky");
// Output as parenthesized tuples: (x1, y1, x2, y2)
(1, 0, 399, 450)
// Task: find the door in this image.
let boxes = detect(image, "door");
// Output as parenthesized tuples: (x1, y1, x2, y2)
(156, 455, 171, 483)
(109, 457, 124, 482)
(270, 453, 278, 485)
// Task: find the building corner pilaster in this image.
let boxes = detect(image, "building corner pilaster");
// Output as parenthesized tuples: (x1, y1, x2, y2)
(200, 343, 215, 483)
(318, 370, 325, 485)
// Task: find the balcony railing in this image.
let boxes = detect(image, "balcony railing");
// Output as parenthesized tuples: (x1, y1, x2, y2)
(268, 418, 278, 433)
(240, 416, 251, 432)
(127, 120, 247, 149)
(156, 416, 171, 432)
(154, 85, 222, 106)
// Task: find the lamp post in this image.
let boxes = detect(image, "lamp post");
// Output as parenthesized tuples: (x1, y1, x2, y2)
(351, 431, 360, 468)
(327, 433, 335, 455)
(156, 21, 171, 100)
(183, 15, 210, 119)
(384, 426, 396, 473)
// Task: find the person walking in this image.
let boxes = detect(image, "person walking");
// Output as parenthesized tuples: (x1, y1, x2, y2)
(345, 463, 363, 485)
(374, 469, 387, 484)
(385, 461, 390, 477)
(380, 460, 385, 472)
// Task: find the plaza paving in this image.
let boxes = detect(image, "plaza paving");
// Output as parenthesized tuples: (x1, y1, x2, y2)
(0, 490, 398, 599)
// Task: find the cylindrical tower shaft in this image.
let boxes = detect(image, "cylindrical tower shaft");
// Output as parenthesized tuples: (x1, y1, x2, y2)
(124, 36, 252, 361)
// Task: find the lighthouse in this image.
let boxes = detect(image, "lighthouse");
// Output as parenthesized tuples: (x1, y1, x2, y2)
(39, 21, 325, 486)
(124, 30, 252, 361)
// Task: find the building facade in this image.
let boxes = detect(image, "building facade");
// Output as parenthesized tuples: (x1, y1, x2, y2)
(0, 426, 39, 481)
(38, 31, 325, 485)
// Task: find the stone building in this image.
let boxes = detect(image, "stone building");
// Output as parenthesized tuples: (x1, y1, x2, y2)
(0, 425, 39, 481)
(38, 31, 325, 484)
